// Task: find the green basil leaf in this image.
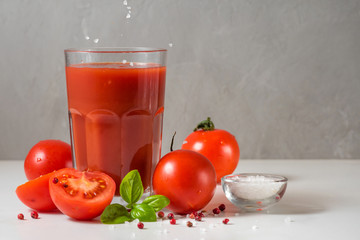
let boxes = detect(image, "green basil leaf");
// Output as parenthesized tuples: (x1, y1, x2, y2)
(130, 203, 157, 222)
(100, 204, 132, 224)
(142, 195, 170, 212)
(120, 170, 143, 204)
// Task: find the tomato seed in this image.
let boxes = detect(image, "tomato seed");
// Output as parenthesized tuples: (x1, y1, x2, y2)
(52, 177, 59, 184)
(170, 218, 176, 225)
(187, 221, 193, 227)
(223, 218, 229, 224)
(219, 204, 226, 211)
(189, 213, 195, 219)
(137, 222, 144, 229)
(63, 183, 68, 188)
(17, 213, 24, 220)
(31, 211, 39, 219)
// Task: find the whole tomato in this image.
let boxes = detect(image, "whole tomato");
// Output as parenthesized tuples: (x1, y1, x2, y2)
(152, 148, 216, 215)
(181, 118, 240, 182)
(24, 140, 73, 180)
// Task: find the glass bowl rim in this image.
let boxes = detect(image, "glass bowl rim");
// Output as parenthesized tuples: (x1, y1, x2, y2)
(221, 173, 288, 183)
(64, 47, 167, 54)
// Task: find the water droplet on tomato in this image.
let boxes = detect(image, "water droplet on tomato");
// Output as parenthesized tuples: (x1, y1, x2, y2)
(36, 158, 42, 162)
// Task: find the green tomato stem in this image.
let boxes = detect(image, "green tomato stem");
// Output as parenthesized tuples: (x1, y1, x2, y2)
(194, 117, 215, 131)
(170, 131, 176, 152)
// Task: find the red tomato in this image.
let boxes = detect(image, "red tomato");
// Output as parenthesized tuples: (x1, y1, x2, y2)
(24, 140, 73, 180)
(16, 171, 57, 212)
(49, 168, 115, 220)
(152, 149, 216, 214)
(181, 118, 240, 182)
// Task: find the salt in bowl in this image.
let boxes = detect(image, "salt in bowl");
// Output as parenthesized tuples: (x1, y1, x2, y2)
(221, 173, 287, 212)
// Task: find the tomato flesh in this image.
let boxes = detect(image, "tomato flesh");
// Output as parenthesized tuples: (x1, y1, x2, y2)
(16, 172, 57, 212)
(152, 150, 216, 214)
(49, 168, 115, 220)
(182, 129, 240, 182)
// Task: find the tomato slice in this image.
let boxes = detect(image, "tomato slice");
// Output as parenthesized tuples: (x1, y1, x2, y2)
(49, 168, 115, 220)
(16, 171, 57, 212)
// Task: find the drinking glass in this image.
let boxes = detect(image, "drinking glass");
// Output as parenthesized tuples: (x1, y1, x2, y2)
(64, 48, 167, 194)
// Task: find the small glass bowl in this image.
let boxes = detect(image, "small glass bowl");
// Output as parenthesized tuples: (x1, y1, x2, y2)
(221, 173, 287, 212)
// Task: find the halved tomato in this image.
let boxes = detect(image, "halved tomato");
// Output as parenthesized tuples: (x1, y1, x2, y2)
(16, 171, 57, 212)
(49, 168, 115, 220)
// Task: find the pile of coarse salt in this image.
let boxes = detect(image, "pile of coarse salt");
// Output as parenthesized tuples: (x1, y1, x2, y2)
(232, 175, 283, 200)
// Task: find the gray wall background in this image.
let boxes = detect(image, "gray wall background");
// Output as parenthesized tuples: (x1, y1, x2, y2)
(1, 0, 360, 160)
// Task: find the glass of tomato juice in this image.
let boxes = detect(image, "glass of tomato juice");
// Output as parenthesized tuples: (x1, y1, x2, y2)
(64, 48, 167, 194)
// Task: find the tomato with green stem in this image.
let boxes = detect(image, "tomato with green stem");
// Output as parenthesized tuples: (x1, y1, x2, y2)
(182, 117, 240, 182)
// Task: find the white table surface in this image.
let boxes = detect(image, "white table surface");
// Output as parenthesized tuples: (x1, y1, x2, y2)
(1, 159, 359, 240)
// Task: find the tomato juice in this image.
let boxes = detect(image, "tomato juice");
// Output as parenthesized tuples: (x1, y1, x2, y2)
(65, 62, 166, 193)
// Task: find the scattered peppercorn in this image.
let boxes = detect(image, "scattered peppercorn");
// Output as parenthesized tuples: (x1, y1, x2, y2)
(137, 222, 144, 229)
(157, 211, 164, 218)
(167, 213, 174, 220)
(212, 208, 220, 215)
(31, 211, 39, 219)
(219, 204, 226, 211)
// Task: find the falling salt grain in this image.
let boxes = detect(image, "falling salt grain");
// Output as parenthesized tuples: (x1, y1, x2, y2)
(129, 62, 134, 67)
(123, 0, 128, 5)
(168, 43, 174, 47)
(209, 223, 216, 229)
(252, 225, 259, 230)
(126, 13, 131, 19)
(85, 36, 90, 40)
(180, 220, 188, 226)
(93, 38, 99, 43)
(122, 60, 127, 64)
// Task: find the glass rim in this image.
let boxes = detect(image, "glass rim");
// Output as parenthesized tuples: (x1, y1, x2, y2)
(64, 47, 167, 54)
(221, 173, 288, 183)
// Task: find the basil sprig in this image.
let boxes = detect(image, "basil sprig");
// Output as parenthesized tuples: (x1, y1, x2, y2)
(142, 195, 170, 212)
(120, 170, 143, 208)
(100, 170, 170, 224)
